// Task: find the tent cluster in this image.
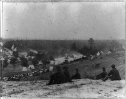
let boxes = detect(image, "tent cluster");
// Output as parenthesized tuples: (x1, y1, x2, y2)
(88, 50, 112, 61)
(1, 45, 87, 81)
(51, 54, 85, 65)
(96, 50, 111, 56)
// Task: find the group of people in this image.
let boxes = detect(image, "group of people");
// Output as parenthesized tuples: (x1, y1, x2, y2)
(47, 64, 121, 85)
(47, 66, 81, 85)
(96, 64, 121, 81)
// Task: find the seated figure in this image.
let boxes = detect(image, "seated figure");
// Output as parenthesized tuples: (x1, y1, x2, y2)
(103, 64, 121, 81)
(47, 66, 65, 85)
(96, 67, 107, 80)
(71, 69, 81, 80)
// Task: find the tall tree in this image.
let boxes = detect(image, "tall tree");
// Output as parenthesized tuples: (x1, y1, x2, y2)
(88, 38, 95, 50)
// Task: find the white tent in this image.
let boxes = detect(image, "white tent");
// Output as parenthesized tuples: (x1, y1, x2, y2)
(96, 52, 100, 56)
(19, 52, 28, 57)
(22, 67, 28, 71)
(50, 60, 55, 65)
(0, 42, 3, 46)
(11, 44, 15, 51)
(106, 51, 111, 55)
(83, 55, 86, 57)
(28, 65, 35, 70)
(38, 61, 43, 65)
(0, 57, 4, 61)
(55, 57, 65, 65)
(13, 47, 17, 51)
(68, 57, 74, 63)
(100, 51, 104, 54)
(7, 59, 11, 63)
(90, 55, 95, 60)
(30, 49, 38, 54)
(49, 66, 53, 72)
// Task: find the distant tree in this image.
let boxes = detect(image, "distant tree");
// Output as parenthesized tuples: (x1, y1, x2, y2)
(49, 55, 54, 60)
(71, 42, 77, 51)
(42, 59, 50, 65)
(13, 51, 19, 57)
(36, 52, 48, 61)
(3, 41, 13, 49)
(32, 57, 38, 66)
(36, 52, 42, 61)
(90, 48, 98, 55)
(110, 40, 120, 52)
(79, 45, 89, 55)
(88, 38, 95, 50)
(20, 57, 28, 67)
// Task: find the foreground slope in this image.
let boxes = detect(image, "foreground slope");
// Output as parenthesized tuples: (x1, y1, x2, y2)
(1, 79, 125, 98)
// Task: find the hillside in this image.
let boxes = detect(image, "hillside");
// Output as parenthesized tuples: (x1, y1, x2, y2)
(38, 50, 125, 80)
(57, 50, 125, 80)
(2, 50, 125, 80)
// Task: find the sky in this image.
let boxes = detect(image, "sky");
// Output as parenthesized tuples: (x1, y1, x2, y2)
(2, 2, 125, 40)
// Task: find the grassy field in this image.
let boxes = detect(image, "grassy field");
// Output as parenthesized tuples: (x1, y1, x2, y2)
(1, 51, 125, 80)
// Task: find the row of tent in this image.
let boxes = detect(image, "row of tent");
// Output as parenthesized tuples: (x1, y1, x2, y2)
(96, 51, 111, 56)
(50, 54, 84, 65)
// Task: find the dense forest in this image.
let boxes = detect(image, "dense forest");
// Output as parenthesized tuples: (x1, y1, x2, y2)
(3, 39, 125, 59)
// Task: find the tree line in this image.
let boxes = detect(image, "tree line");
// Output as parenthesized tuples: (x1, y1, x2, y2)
(3, 38, 123, 58)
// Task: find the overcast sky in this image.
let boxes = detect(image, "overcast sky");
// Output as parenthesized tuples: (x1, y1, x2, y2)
(2, 2, 125, 40)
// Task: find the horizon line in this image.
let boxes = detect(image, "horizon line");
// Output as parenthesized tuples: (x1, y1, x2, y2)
(1, 38, 125, 41)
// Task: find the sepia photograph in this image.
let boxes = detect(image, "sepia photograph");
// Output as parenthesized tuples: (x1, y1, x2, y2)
(0, 0, 125, 98)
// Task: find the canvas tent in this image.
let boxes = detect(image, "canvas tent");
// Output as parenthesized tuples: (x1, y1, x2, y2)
(96, 52, 100, 56)
(100, 51, 104, 55)
(49, 66, 53, 72)
(22, 67, 28, 71)
(106, 51, 111, 55)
